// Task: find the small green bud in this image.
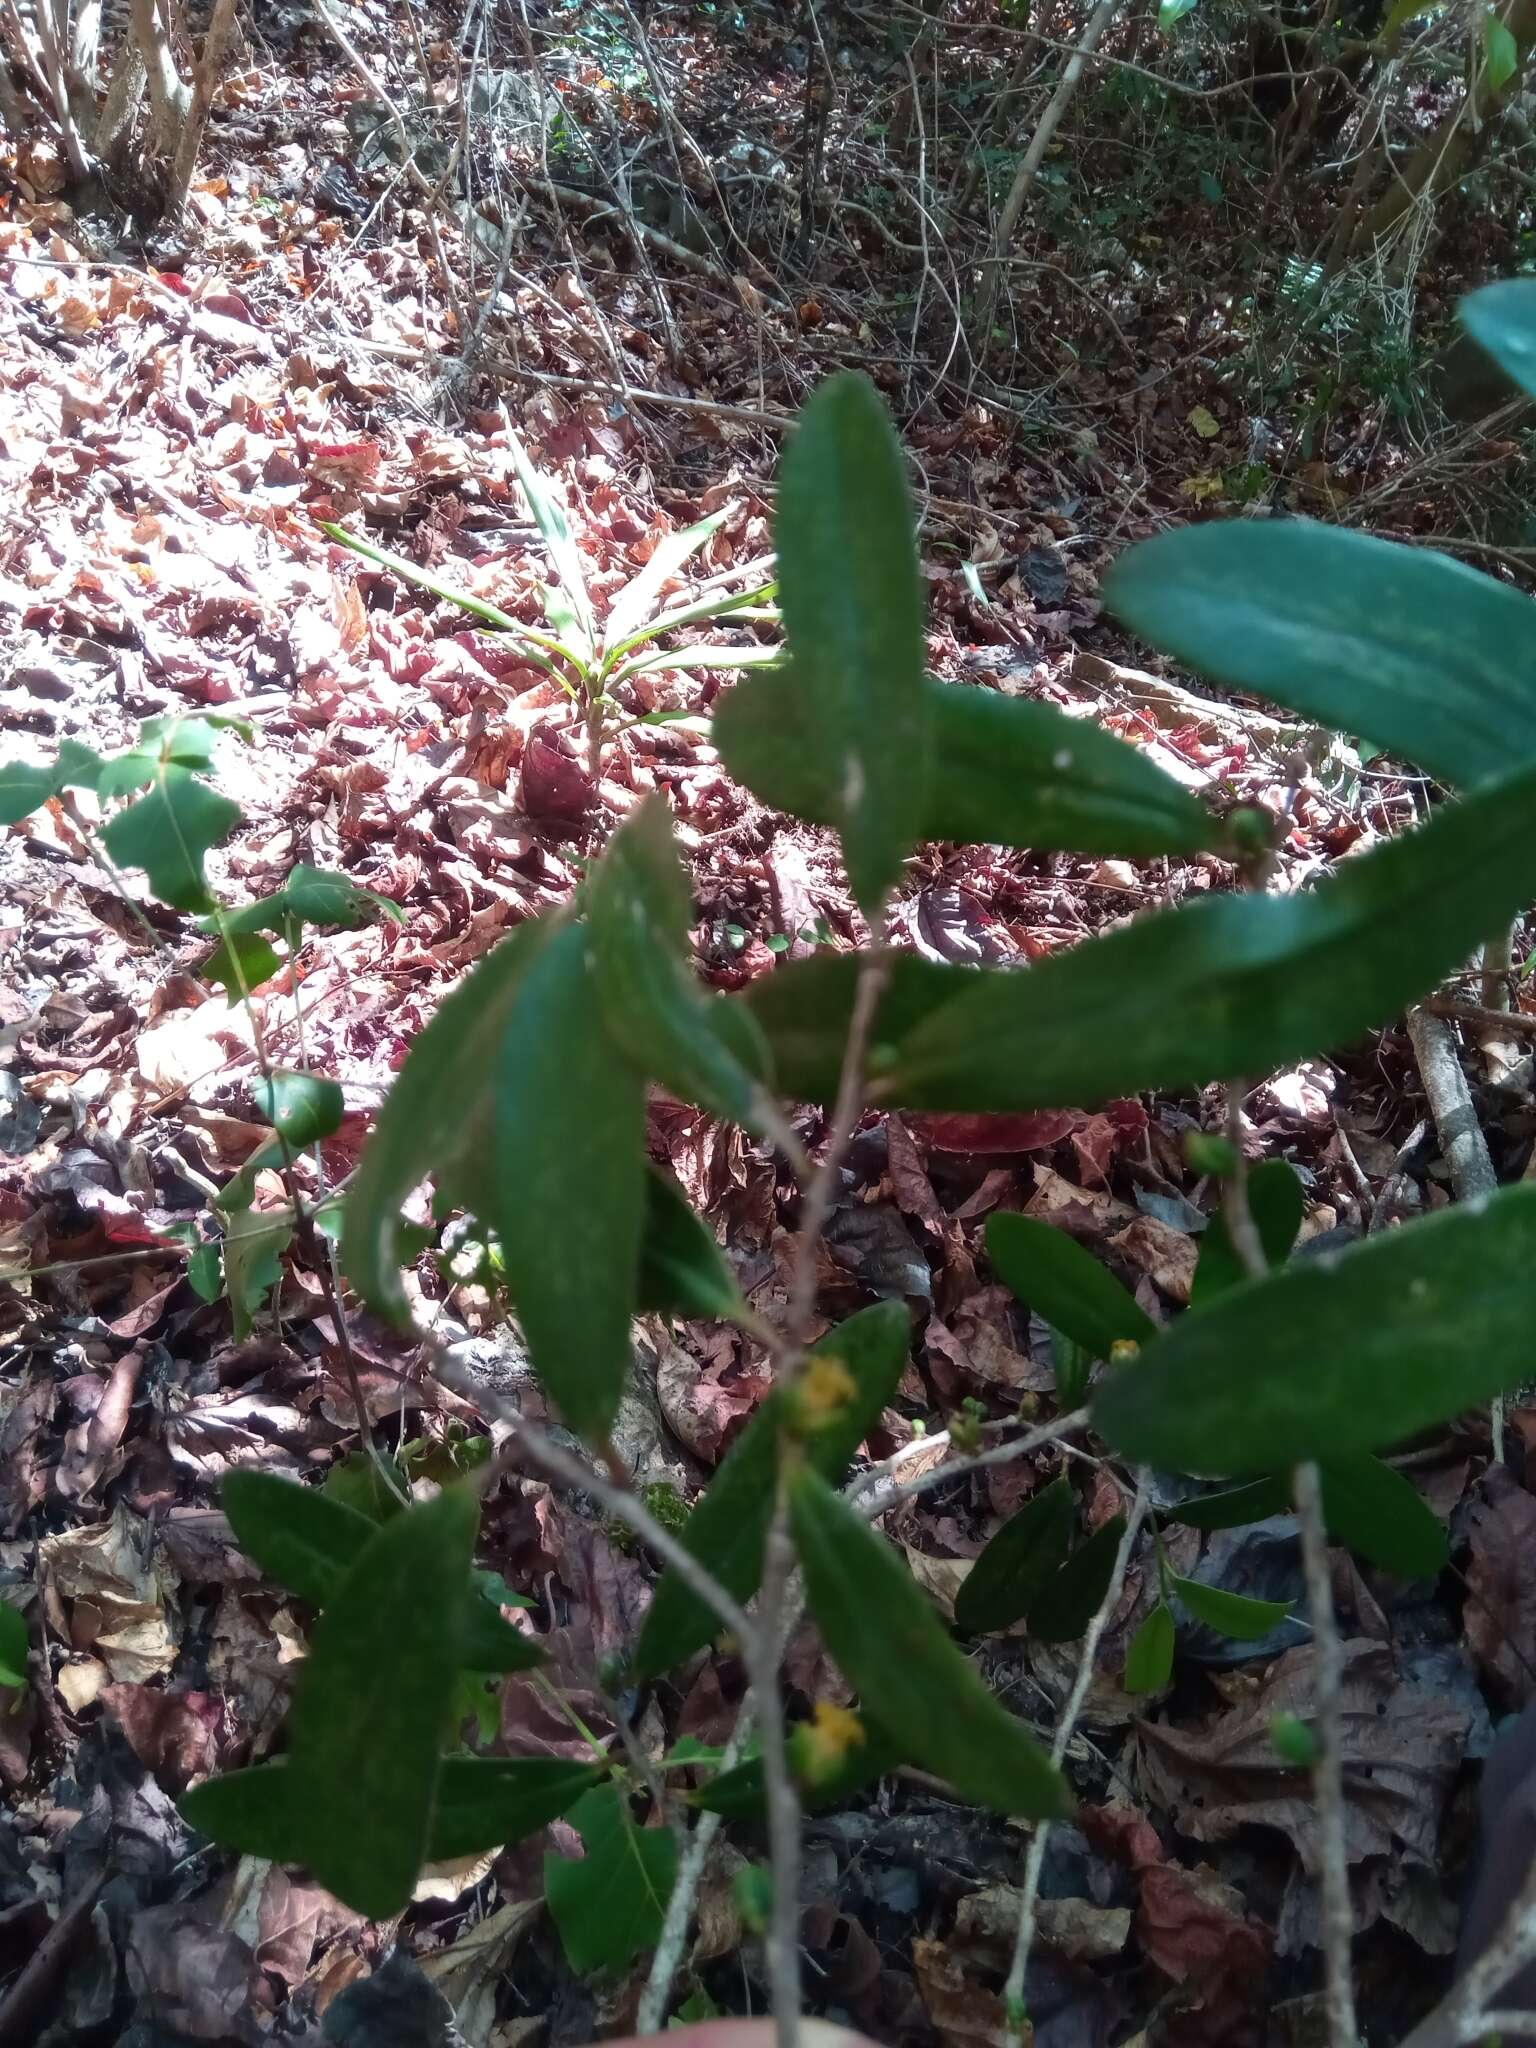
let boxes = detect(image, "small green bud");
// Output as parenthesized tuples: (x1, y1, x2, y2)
(1269, 1712, 1318, 1767)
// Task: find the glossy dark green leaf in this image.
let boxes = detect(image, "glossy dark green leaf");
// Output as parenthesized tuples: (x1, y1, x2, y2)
(637, 1165, 747, 1322)
(1318, 1456, 1449, 1577)
(0, 1600, 28, 1688)
(790, 1465, 1070, 1816)
(953, 1475, 1074, 1636)
(1460, 278, 1536, 403)
(1027, 1514, 1127, 1643)
(1170, 1573, 1292, 1640)
(223, 1206, 294, 1340)
(630, 1301, 910, 1679)
(343, 915, 561, 1323)
(741, 951, 976, 1107)
(883, 758, 1536, 1111)
(1123, 1601, 1174, 1693)
(545, 1786, 677, 1974)
(180, 1760, 304, 1864)
(429, 1758, 605, 1859)
(775, 372, 929, 912)
(715, 668, 1217, 857)
(1164, 1477, 1290, 1531)
(482, 923, 646, 1443)
(101, 764, 241, 913)
(218, 1071, 348, 1213)
(1094, 1184, 1536, 1474)
(1188, 1160, 1305, 1308)
(284, 1486, 478, 1918)
(987, 1213, 1155, 1358)
(587, 796, 772, 1128)
(1104, 521, 1536, 788)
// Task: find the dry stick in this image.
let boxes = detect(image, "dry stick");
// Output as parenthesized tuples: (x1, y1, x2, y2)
(1002, 1478, 1150, 2039)
(854, 1407, 1093, 1519)
(1405, 1005, 1503, 1461)
(637, 1717, 754, 2032)
(1424, 994, 1536, 1040)
(166, 0, 238, 217)
(972, 0, 1125, 348)
(1225, 1104, 1359, 2045)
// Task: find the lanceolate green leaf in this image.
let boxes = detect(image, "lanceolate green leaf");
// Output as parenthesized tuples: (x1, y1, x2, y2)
(789, 1465, 1070, 1817)
(603, 513, 723, 652)
(1093, 1184, 1536, 1473)
(1124, 1602, 1175, 1692)
(507, 435, 595, 657)
(631, 1301, 910, 1679)
(953, 1475, 1074, 1636)
(637, 1165, 748, 1322)
(485, 924, 647, 1443)
(742, 952, 975, 1107)
(987, 1213, 1156, 1358)
(545, 1786, 677, 1974)
(1460, 277, 1536, 403)
(285, 1486, 478, 1918)
(223, 1205, 294, 1341)
(882, 758, 1536, 1111)
(101, 765, 241, 913)
(1104, 522, 1536, 788)
(181, 1760, 305, 1864)
(429, 1758, 606, 1860)
(1027, 1515, 1126, 1643)
(715, 669, 1217, 857)
(775, 373, 930, 912)
(1188, 1161, 1304, 1307)
(1318, 1456, 1449, 1577)
(217, 864, 404, 939)
(0, 1600, 28, 1687)
(343, 915, 561, 1322)
(321, 523, 523, 634)
(587, 797, 773, 1129)
(1170, 1574, 1292, 1639)
(1164, 1477, 1290, 1531)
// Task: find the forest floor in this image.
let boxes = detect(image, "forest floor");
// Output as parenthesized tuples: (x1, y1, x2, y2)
(3, 0, 1536, 2044)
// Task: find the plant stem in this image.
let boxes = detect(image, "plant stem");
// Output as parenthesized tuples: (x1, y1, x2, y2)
(852, 1407, 1093, 1518)
(1222, 1079, 1268, 1281)
(1293, 1457, 1359, 2048)
(1002, 1477, 1149, 2039)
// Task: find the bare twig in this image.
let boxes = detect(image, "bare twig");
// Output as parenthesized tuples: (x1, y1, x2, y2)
(1293, 1457, 1359, 2048)
(1423, 994, 1536, 1040)
(853, 1408, 1094, 1519)
(1002, 1478, 1149, 2038)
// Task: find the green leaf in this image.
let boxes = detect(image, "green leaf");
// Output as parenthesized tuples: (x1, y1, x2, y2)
(1379, 0, 1443, 37)
(1159, 0, 1199, 23)
(483, 923, 646, 1443)
(694, 1718, 905, 1820)
(1318, 1456, 1449, 1577)
(1188, 1161, 1305, 1307)
(180, 1760, 305, 1863)
(223, 1206, 294, 1340)
(1483, 6, 1518, 89)
(775, 373, 930, 912)
(742, 951, 974, 1107)
(987, 1213, 1155, 1359)
(223, 1471, 375, 1607)
(1104, 522, 1536, 789)
(630, 1301, 910, 1679)
(1027, 1515, 1127, 1643)
(1460, 277, 1536, 403)
(545, 1786, 677, 1974)
(343, 915, 561, 1322)
(0, 760, 62, 825)
(1164, 1477, 1290, 1531)
(716, 669, 1215, 858)
(953, 1474, 1074, 1636)
(789, 1466, 1070, 1817)
(218, 864, 404, 940)
(1124, 1601, 1175, 1692)
(325, 1453, 407, 1521)
(100, 764, 241, 913)
(320, 524, 524, 635)
(604, 513, 723, 652)
(0, 1601, 28, 1688)
(1093, 1184, 1536, 1473)
(507, 435, 595, 658)
(216, 1070, 345, 1213)
(881, 758, 1536, 1111)
(1170, 1573, 1292, 1640)
(587, 796, 773, 1129)
(637, 1165, 748, 1321)
(187, 1243, 223, 1301)
(284, 1486, 478, 1918)
(429, 1758, 606, 1859)
(202, 931, 282, 1001)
